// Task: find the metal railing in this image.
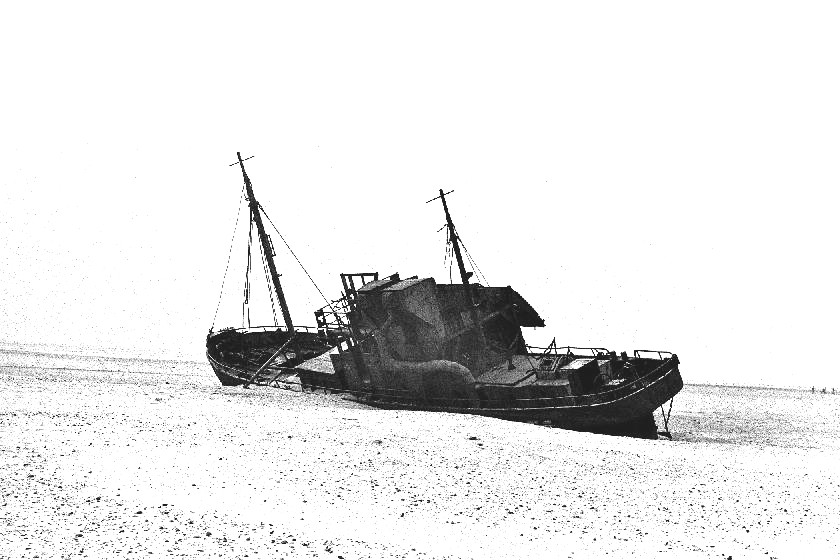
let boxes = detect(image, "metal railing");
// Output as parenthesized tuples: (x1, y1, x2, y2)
(210, 324, 326, 335)
(526, 345, 611, 357)
(634, 349, 675, 360)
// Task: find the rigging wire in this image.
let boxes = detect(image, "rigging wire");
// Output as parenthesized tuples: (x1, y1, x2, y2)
(440, 222, 489, 286)
(210, 184, 247, 331)
(463, 248, 484, 285)
(457, 229, 489, 286)
(258, 232, 280, 326)
(441, 225, 454, 284)
(258, 203, 344, 323)
(243, 216, 254, 328)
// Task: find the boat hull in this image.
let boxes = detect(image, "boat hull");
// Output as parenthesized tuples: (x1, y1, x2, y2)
(207, 351, 251, 386)
(206, 327, 336, 387)
(300, 355, 682, 439)
(483, 363, 682, 437)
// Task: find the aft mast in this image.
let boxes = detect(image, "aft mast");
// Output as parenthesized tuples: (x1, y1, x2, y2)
(429, 189, 474, 304)
(235, 152, 295, 333)
(428, 189, 487, 355)
(439, 190, 473, 295)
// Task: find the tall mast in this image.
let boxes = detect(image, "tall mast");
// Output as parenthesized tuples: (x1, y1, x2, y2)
(428, 189, 482, 322)
(236, 152, 295, 333)
(437, 189, 473, 302)
(431, 188, 488, 358)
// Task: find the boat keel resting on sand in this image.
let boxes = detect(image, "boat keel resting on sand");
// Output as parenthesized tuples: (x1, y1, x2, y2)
(294, 190, 683, 439)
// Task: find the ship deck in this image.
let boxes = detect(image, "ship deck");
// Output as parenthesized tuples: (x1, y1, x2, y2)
(475, 355, 537, 386)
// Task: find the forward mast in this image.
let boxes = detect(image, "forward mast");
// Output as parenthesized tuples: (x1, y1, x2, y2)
(235, 152, 294, 333)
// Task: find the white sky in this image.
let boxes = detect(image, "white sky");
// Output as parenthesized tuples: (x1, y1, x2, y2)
(1, 1, 838, 388)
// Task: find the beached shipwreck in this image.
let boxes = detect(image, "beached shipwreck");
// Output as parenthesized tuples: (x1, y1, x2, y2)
(207, 156, 683, 439)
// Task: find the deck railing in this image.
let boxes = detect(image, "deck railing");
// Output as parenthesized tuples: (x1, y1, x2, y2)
(526, 345, 611, 357)
(211, 324, 326, 335)
(633, 349, 675, 360)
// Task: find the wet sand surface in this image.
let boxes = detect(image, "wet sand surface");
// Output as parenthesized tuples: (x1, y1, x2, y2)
(2, 362, 839, 559)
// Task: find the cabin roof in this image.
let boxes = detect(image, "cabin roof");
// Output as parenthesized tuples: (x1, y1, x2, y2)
(357, 274, 402, 293)
(381, 278, 428, 292)
(355, 273, 545, 328)
(437, 283, 545, 327)
(506, 288, 544, 327)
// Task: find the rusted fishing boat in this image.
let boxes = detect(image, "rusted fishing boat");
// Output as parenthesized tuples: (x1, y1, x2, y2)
(206, 153, 341, 387)
(296, 190, 683, 438)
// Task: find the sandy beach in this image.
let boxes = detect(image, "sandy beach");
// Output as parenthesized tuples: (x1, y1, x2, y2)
(2, 358, 839, 559)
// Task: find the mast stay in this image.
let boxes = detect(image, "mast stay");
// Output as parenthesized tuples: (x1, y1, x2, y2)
(233, 152, 295, 333)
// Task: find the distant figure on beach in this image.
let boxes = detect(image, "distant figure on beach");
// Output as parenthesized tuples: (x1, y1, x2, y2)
(822, 387, 827, 394)
(812, 386, 815, 393)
